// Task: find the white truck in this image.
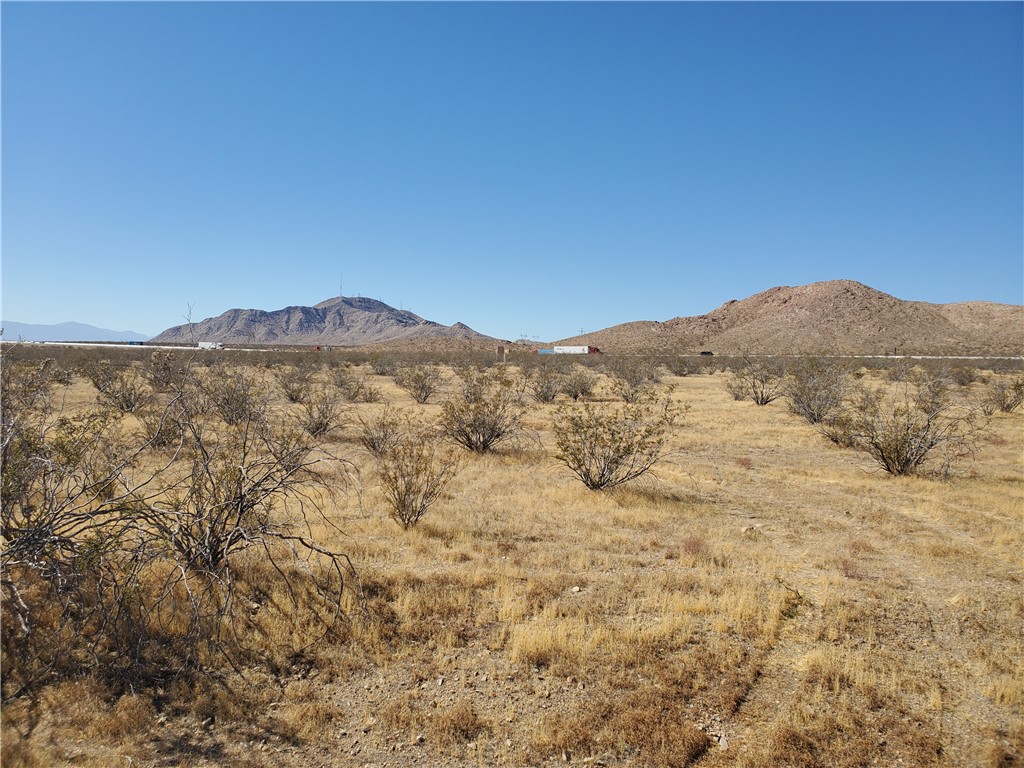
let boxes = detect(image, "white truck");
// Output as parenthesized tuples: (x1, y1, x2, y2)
(197, 341, 224, 350)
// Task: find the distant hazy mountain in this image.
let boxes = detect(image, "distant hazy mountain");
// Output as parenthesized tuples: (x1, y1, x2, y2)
(151, 296, 494, 346)
(1, 321, 149, 343)
(555, 280, 1024, 356)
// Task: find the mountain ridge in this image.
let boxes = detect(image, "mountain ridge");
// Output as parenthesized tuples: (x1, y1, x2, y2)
(41, 280, 1022, 355)
(555, 280, 1023, 356)
(0, 321, 149, 343)
(150, 296, 495, 347)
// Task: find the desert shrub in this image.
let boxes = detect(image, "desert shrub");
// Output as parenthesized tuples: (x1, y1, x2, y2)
(561, 365, 598, 402)
(439, 367, 528, 453)
(1, 378, 166, 694)
(840, 377, 983, 476)
(275, 365, 314, 404)
(786, 357, 852, 424)
(726, 357, 786, 405)
(912, 367, 952, 414)
(554, 396, 678, 490)
(818, 411, 858, 448)
(357, 404, 406, 458)
(948, 365, 980, 388)
(528, 365, 565, 403)
(369, 355, 399, 377)
(377, 424, 461, 528)
(2, 401, 127, 559)
(144, 351, 188, 393)
(81, 358, 113, 388)
(1, 355, 58, 413)
(199, 367, 269, 425)
(138, 402, 186, 448)
(51, 362, 76, 387)
(713, 355, 745, 374)
(332, 367, 383, 403)
(605, 357, 661, 404)
(661, 356, 701, 377)
(148, 415, 333, 571)
(981, 376, 1024, 415)
(297, 382, 345, 438)
(394, 364, 444, 404)
(102, 369, 152, 414)
(1, 363, 352, 702)
(885, 359, 915, 383)
(4, 355, 76, 391)
(84, 362, 152, 413)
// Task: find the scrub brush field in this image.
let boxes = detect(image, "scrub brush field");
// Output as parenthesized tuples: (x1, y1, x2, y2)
(2, 346, 1021, 767)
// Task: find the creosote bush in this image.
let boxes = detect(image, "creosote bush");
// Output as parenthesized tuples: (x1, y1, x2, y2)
(85, 362, 152, 413)
(605, 357, 662, 404)
(786, 356, 852, 425)
(554, 396, 678, 490)
(440, 367, 529, 453)
(377, 424, 461, 529)
(527, 364, 565, 403)
(1, 355, 61, 412)
(561, 365, 598, 402)
(357, 403, 407, 458)
(981, 376, 1024, 415)
(726, 356, 786, 405)
(661, 356, 701, 377)
(833, 377, 983, 476)
(369, 355, 399, 377)
(394, 364, 444, 404)
(138, 402, 185, 448)
(1, 358, 352, 705)
(276, 365, 315, 404)
(948, 365, 980, 388)
(144, 351, 188, 393)
(333, 367, 383, 403)
(297, 382, 345, 438)
(200, 366, 269, 425)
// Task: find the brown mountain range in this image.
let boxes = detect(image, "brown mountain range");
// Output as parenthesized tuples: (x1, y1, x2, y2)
(151, 281, 1021, 356)
(555, 280, 1023, 356)
(151, 296, 493, 347)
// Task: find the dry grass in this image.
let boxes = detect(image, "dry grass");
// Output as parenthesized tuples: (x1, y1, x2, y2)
(3, 351, 1022, 767)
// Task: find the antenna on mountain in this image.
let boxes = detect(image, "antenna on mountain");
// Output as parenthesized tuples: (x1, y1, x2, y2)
(339, 273, 343, 298)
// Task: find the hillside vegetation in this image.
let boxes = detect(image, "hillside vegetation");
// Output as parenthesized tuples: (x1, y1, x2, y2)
(2, 344, 1022, 767)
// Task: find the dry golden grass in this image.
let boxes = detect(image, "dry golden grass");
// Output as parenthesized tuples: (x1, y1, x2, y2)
(3, 353, 1022, 767)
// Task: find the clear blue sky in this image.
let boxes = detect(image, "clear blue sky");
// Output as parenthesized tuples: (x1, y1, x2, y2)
(3, 1, 1021, 341)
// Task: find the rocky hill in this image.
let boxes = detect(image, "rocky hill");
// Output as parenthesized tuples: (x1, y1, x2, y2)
(151, 297, 495, 347)
(556, 280, 1023, 356)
